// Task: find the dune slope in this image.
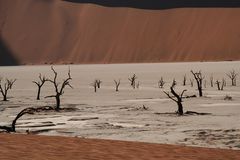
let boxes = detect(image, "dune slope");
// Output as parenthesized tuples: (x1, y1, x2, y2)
(0, 0, 240, 65)
(0, 134, 240, 160)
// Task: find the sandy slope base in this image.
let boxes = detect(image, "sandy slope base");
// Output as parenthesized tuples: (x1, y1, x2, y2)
(0, 134, 239, 160)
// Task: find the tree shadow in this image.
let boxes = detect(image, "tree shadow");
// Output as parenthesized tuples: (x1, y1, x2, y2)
(0, 37, 19, 66)
(63, 0, 240, 10)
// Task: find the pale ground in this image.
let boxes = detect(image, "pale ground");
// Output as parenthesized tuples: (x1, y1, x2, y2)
(0, 61, 240, 150)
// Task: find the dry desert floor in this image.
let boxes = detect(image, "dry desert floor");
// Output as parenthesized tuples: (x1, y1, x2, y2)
(0, 61, 240, 153)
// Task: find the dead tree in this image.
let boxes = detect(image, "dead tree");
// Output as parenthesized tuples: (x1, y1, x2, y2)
(96, 79, 102, 88)
(227, 70, 238, 86)
(32, 74, 47, 100)
(0, 78, 16, 101)
(183, 74, 187, 86)
(114, 79, 120, 92)
(210, 75, 214, 87)
(221, 80, 224, 90)
(136, 81, 140, 89)
(158, 77, 165, 88)
(172, 78, 177, 87)
(220, 78, 226, 90)
(190, 79, 194, 87)
(222, 78, 226, 87)
(0, 108, 35, 132)
(92, 80, 98, 92)
(216, 79, 225, 91)
(163, 86, 187, 115)
(216, 80, 221, 90)
(46, 67, 72, 111)
(128, 74, 137, 89)
(0, 106, 54, 133)
(191, 70, 205, 97)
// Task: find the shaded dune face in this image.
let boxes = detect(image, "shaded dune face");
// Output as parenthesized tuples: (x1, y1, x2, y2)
(0, 0, 240, 65)
(0, 37, 19, 66)
(64, 0, 240, 9)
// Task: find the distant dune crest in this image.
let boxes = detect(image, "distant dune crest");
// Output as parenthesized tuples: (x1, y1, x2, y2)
(0, 0, 240, 65)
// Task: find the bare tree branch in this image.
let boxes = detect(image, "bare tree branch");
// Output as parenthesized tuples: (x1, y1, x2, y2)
(46, 66, 73, 111)
(226, 69, 238, 86)
(33, 73, 47, 100)
(180, 89, 187, 99)
(0, 106, 54, 133)
(128, 74, 137, 89)
(114, 79, 121, 92)
(172, 78, 177, 87)
(163, 86, 186, 115)
(163, 91, 178, 103)
(0, 78, 16, 101)
(191, 70, 204, 97)
(158, 77, 165, 88)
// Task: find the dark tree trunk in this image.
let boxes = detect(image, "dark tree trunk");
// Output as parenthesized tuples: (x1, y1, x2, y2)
(11, 119, 17, 132)
(221, 83, 224, 90)
(232, 79, 236, 86)
(132, 82, 135, 89)
(3, 94, 7, 101)
(191, 70, 204, 97)
(0, 126, 12, 132)
(94, 86, 97, 92)
(177, 102, 183, 115)
(183, 75, 186, 86)
(163, 86, 186, 116)
(55, 95, 60, 111)
(37, 86, 41, 100)
(198, 86, 203, 97)
(196, 81, 203, 97)
(217, 84, 220, 90)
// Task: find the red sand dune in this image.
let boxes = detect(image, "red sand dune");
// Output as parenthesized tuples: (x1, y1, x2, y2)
(1, 0, 240, 65)
(0, 134, 239, 160)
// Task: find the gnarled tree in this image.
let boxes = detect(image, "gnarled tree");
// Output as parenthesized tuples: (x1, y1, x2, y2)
(227, 70, 238, 86)
(222, 78, 226, 87)
(221, 78, 225, 90)
(128, 74, 137, 89)
(163, 86, 187, 115)
(33, 74, 47, 100)
(216, 80, 221, 91)
(92, 79, 98, 92)
(114, 79, 120, 92)
(172, 78, 177, 87)
(216, 78, 226, 91)
(0, 106, 54, 133)
(46, 67, 72, 111)
(96, 79, 102, 88)
(0, 78, 16, 101)
(210, 75, 214, 87)
(191, 70, 205, 97)
(158, 77, 165, 88)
